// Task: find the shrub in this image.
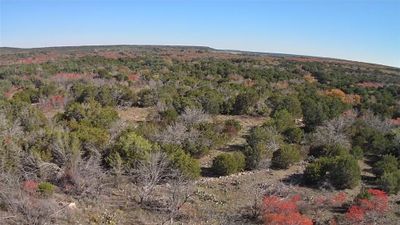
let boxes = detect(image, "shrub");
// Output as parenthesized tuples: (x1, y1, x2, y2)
(38, 182, 55, 197)
(374, 155, 399, 177)
(301, 95, 348, 131)
(70, 123, 109, 150)
(159, 108, 178, 124)
(195, 122, 228, 148)
(304, 159, 327, 185)
(270, 109, 296, 133)
(270, 94, 303, 118)
(242, 145, 261, 170)
(329, 155, 361, 189)
(233, 91, 259, 115)
(370, 133, 392, 155)
(271, 145, 301, 169)
(243, 126, 276, 170)
(211, 152, 245, 176)
(10, 103, 47, 132)
(63, 102, 86, 121)
(163, 144, 201, 179)
(63, 100, 119, 129)
(182, 138, 210, 157)
(247, 126, 283, 158)
(134, 122, 160, 140)
(378, 170, 400, 194)
(283, 127, 303, 144)
(107, 131, 154, 169)
(137, 89, 158, 107)
(197, 88, 223, 114)
(115, 73, 128, 81)
(223, 119, 242, 137)
(350, 121, 393, 155)
(303, 159, 330, 185)
(304, 156, 360, 189)
(12, 88, 39, 103)
(350, 146, 364, 160)
(310, 144, 348, 158)
(97, 68, 112, 79)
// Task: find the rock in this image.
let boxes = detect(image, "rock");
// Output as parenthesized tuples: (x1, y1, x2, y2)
(68, 202, 77, 210)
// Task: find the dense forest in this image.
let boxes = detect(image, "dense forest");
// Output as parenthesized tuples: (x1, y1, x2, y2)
(0, 46, 399, 225)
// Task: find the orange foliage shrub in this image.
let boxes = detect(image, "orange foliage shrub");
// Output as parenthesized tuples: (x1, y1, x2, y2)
(4, 86, 21, 99)
(263, 195, 313, 225)
(53, 73, 84, 80)
(38, 95, 66, 111)
(390, 117, 400, 126)
(227, 74, 244, 82)
(303, 74, 317, 83)
(128, 73, 140, 81)
(356, 82, 384, 88)
(323, 88, 361, 104)
(274, 81, 289, 90)
(243, 79, 255, 87)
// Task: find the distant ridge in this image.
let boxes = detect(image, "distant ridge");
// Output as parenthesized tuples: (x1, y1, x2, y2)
(1, 45, 398, 69)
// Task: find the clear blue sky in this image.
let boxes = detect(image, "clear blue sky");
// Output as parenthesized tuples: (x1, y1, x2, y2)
(1, 0, 399, 67)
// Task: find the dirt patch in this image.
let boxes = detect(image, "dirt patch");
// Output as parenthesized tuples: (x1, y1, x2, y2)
(118, 107, 154, 122)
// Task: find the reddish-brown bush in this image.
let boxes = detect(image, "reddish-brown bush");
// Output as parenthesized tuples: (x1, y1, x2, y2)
(346, 205, 365, 222)
(345, 189, 389, 223)
(22, 180, 39, 194)
(330, 192, 347, 206)
(263, 195, 313, 225)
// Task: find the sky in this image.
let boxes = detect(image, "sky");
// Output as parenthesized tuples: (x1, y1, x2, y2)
(0, 0, 399, 67)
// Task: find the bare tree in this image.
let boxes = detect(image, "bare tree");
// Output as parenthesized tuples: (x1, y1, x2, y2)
(155, 122, 188, 145)
(265, 126, 282, 153)
(258, 126, 282, 153)
(179, 107, 209, 126)
(0, 172, 62, 225)
(108, 119, 130, 143)
(156, 100, 168, 113)
(38, 132, 107, 199)
(240, 184, 265, 221)
(61, 154, 106, 198)
(108, 152, 125, 186)
(0, 113, 24, 174)
(0, 113, 23, 139)
(361, 110, 392, 133)
(311, 115, 355, 149)
(133, 151, 170, 204)
(163, 171, 195, 225)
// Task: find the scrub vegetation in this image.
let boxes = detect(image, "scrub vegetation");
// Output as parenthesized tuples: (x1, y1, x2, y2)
(1, 46, 399, 224)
